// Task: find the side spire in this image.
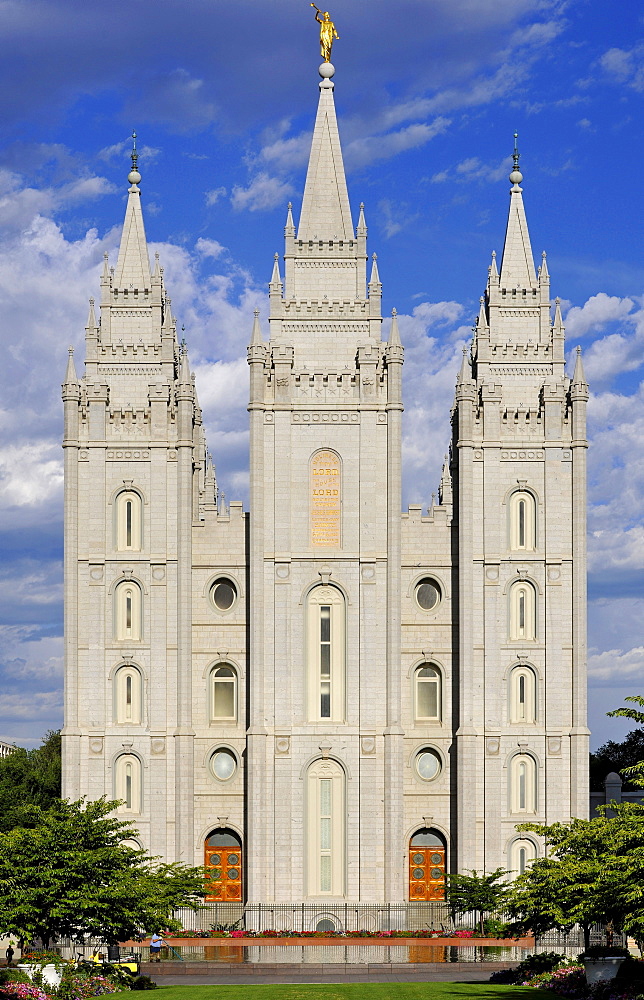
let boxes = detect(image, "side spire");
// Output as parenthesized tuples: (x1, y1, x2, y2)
(572, 345, 586, 386)
(499, 133, 537, 289)
(298, 64, 354, 241)
(114, 131, 152, 290)
(63, 345, 78, 385)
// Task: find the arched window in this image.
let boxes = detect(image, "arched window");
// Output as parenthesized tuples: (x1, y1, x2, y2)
(510, 838, 537, 876)
(409, 828, 446, 901)
(204, 828, 242, 901)
(509, 581, 536, 641)
(210, 664, 237, 721)
(306, 758, 345, 897)
(414, 664, 441, 721)
(114, 580, 142, 641)
(115, 490, 142, 551)
(510, 753, 537, 814)
(114, 754, 142, 814)
(509, 490, 536, 551)
(114, 664, 143, 724)
(306, 585, 345, 722)
(509, 665, 537, 724)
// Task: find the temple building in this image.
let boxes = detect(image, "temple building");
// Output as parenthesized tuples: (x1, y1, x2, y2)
(61, 59, 589, 911)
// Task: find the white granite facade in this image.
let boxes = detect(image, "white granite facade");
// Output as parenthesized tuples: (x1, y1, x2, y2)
(61, 68, 589, 903)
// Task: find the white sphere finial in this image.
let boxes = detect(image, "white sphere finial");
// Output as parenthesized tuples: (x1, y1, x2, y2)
(319, 62, 335, 78)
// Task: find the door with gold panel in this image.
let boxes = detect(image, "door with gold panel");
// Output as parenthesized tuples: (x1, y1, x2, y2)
(409, 829, 446, 901)
(204, 829, 243, 902)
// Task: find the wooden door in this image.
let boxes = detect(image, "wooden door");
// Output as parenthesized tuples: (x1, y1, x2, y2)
(409, 845, 445, 901)
(204, 845, 242, 901)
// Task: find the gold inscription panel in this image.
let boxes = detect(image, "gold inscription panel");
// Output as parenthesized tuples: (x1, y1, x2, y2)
(311, 450, 341, 548)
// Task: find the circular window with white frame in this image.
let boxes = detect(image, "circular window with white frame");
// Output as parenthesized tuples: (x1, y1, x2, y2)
(415, 748, 442, 781)
(415, 577, 442, 612)
(210, 578, 237, 613)
(210, 748, 238, 782)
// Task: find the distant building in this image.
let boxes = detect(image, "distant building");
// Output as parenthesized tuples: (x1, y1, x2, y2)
(590, 772, 644, 817)
(0, 741, 16, 758)
(61, 59, 589, 907)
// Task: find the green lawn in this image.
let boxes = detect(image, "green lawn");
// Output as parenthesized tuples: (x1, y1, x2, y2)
(115, 985, 558, 1000)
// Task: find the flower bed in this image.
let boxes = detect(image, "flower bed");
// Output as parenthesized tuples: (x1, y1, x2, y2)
(158, 927, 529, 940)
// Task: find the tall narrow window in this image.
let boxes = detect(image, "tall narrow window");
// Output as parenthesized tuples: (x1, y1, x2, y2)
(115, 491, 142, 551)
(114, 581, 142, 640)
(414, 664, 441, 721)
(306, 759, 345, 897)
(320, 606, 331, 718)
(115, 754, 142, 814)
(509, 581, 536, 641)
(509, 665, 536, 724)
(510, 491, 536, 551)
(510, 838, 537, 876)
(114, 665, 143, 724)
(510, 754, 537, 814)
(210, 664, 238, 721)
(307, 586, 345, 722)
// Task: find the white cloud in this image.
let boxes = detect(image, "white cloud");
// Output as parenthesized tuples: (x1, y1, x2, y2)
(195, 237, 226, 258)
(344, 119, 451, 171)
(600, 44, 644, 91)
(432, 155, 511, 184)
(205, 186, 227, 206)
(231, 172, 294, 212)
(565, 293, 635, 339)
(588, 646, 644, 683)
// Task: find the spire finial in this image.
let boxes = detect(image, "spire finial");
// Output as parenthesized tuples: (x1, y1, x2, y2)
(509, 132, 523, 187)
(128, 130, 142, 187)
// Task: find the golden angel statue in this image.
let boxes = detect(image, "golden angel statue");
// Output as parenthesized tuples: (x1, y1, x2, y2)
(311, 5, 339, 63)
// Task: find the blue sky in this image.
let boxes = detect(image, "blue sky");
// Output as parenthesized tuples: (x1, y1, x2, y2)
(0, 0, 643, 751)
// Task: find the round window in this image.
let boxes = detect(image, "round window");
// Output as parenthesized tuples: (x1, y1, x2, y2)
(210, 748, 237, 781)
(415, 749, 441, 781)
(415, 578, 441, 611)
(211, 579, 237, 612)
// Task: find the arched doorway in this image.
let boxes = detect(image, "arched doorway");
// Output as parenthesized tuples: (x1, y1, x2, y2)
(409, 828, 446, 901)
(204, 828, 242, 901)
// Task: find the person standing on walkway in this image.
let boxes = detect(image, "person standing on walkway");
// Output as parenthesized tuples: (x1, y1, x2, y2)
(5, 944, 14, 966)
(149, 933, 164, 963)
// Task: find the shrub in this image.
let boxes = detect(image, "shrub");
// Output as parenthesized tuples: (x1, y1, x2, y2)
(0, 973, 33, 987)
(490, 951, 567, 984)
(130, 976, 157, 990)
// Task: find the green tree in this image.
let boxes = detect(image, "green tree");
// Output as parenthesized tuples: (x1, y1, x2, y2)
(607, 695, 644, 787)
(590, 729, 644, 790)
(0, 730, 61, 832)
(445, 869, 510, 934)
(509, 804, 644, 950)
(0, 797, 205, 947)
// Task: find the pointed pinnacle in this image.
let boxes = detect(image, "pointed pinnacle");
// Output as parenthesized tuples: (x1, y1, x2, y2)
(64, 345, 78, 384)
(250, 308, 263, 346)
(369, 254, 381, 285)
(270, 253, 282, 285)
(284, 202, 295, 236)
(86, 297, 97, 330)
(476, 296, 487, 329)
(458, 346, 471, 383)
(357, 202, 367, 235)
(572, 345, 586, 385)
(553, 297, 564, 333)
(389, 307, 401, 346)
(179, 343, 191, 384)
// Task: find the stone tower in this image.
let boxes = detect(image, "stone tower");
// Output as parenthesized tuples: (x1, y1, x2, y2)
(61, 145, 205, 864)
(246, 61, 405, 902)
(451, 141, 589, 874)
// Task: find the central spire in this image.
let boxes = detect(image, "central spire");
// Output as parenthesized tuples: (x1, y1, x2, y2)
(499, 133, 536, 289)
(114, 131, 152, 290)
(297, 64, 354, 242)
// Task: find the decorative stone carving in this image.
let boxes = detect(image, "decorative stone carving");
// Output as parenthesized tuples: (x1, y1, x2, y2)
(547, 737, 562, 755)
(275, 737, 290, 755)
(486, 738, 500, 756)
(89, 738, 104, 754)
(360, 736, 376, 755)
(151, 738, 166, 755)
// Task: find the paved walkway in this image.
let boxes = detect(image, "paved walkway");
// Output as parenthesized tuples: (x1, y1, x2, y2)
(142, 961, 513, 985)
